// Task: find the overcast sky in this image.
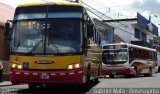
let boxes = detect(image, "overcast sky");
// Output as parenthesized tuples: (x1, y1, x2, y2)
(0, 0, 160, 30)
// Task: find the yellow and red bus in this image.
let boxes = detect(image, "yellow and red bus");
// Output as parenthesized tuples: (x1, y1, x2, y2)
(5, 1, 102, 88)
(102, 43, 158, 78)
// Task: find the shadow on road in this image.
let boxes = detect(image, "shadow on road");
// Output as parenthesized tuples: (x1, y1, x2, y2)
(16, 82, 98, 94)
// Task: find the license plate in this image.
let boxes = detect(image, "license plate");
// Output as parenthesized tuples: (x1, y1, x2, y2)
(112, 71, 116, 75)
(41, 73, 49, 79)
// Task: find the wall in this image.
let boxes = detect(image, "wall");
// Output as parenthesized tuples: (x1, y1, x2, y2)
(108, 21, 137, 43)
(0, 25, 5, 59)
(107, 19, 156, 47)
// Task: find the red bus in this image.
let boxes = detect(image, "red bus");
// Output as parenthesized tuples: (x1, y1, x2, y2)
(102, 43, 158, 78)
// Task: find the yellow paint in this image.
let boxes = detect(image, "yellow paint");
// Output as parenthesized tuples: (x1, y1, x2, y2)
(20, 21, 37, 26)
(32, 21, 36, 25)
(20, 22, 27, 26)
(114, 60, 127, 62)
(18, 1, 83, 7)
(10, 55, 82, 70)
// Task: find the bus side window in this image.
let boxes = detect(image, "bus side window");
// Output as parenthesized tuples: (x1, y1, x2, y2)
(154, 52, 157, 61)
(129, 48, 134, 62)
(129, 49, 133, 58)
(144, 51, 147, 59)
(142, 50, 145, 59)
(149, 51, 152, 60)
(132, 48, 135, 58)
(152, 52, 154, 60)
(134, 48, 138, 58)
(146, 51, 149, 58)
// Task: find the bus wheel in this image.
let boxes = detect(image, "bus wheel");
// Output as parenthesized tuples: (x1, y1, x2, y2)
(84, 68, 91, 89)
(86, 68, 91, 84)
(133, 68, 138, 78)
(94, 77, 99, 84)
(158, 66, 160, 72)
(94, 66, 100, 84)
(109, 74, 114, 78)
(28, 84, 37, 90)
(148, 67, 152, 76)
(144, 67, 152, 77)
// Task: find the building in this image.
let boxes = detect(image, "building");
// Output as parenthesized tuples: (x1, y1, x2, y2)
(0, 3, 14, 78)
(93, 18, 114, 46)
(0, 3, 14, 60)
(103, 13, 159, 48)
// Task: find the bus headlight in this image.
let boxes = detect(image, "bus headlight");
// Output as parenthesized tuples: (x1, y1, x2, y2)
(17, 65, 22, 69)
(12, 64, 17, 68)
(75, 64, 80, 69)
(67, 65, 73, 70)
(11, 63, 23, 69)
(67, 63, 81, 70)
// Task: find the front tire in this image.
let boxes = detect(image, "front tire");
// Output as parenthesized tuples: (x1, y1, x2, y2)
(133, 67, 138, 78)
(83, 68, 91, 89)
(94, 66, 100, 83)
(28, 84, 37, 90)
(94, 77, 99, 84)
(144, 67, 152, 77)
(109, 74, 114, 78)
(87, 68, 91, 83)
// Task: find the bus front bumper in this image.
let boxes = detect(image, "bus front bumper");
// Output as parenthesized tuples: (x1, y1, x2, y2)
(101, 67, 134, 75)
(10, 69, 84, 85)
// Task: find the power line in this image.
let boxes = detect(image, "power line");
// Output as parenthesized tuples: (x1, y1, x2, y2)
(85, 0, 132, 19)
(80, 1, 135, 35)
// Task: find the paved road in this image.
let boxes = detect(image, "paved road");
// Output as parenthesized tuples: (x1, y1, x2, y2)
(95, 73, 160, 88)
(1, 73, 160, 94)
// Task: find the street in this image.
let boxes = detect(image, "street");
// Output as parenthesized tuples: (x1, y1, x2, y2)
(1, 73, 160, 94)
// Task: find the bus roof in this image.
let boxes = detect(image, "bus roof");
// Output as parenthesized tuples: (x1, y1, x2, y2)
(18, 1, 83, 7)
(103, 43, 156, 52)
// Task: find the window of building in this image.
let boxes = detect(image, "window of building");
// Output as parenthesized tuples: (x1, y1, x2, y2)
(135, 28, 141, 39)
(141, 32, 146, 41)
(135, 28, 147, 41)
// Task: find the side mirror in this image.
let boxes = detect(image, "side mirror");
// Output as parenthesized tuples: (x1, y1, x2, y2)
(5, 22, 10, 36)
(87, 24, 93, 38)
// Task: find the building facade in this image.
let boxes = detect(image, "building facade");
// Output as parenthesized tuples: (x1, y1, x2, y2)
(93, 18, 114, 46)
(103, 13, 159, 48)
(0, 3, 14, 59)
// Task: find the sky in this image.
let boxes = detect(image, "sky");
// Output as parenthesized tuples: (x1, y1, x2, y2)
(0, 0, 160, 31)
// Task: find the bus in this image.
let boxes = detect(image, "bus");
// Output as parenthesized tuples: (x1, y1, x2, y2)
(5, 1, 102, 88)
(157, 50, 160, 72)
(102, 43, 158, 78)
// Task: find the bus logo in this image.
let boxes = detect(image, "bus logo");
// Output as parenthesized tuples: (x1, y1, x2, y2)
(23, 62, 29, 70)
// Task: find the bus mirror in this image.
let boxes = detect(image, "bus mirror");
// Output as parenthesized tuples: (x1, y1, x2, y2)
(87, 24, 93, 37)
(5, 22, 10, 36)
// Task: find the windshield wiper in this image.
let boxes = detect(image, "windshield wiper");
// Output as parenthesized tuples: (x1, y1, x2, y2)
(49, 41, 61, 53)
(27, 40, 42, 55)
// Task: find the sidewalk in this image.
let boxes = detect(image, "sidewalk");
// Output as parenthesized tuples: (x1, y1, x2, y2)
(0, 81, 12, 87)
(0, 74, 12, 87)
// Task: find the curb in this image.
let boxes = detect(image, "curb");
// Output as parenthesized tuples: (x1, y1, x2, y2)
(0, 81, 12, 87)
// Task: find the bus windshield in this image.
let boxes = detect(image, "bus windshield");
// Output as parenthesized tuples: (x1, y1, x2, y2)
(103, 47, 128, 64)
(11, 6, 83, 55)
(11, 19, 82, 55)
